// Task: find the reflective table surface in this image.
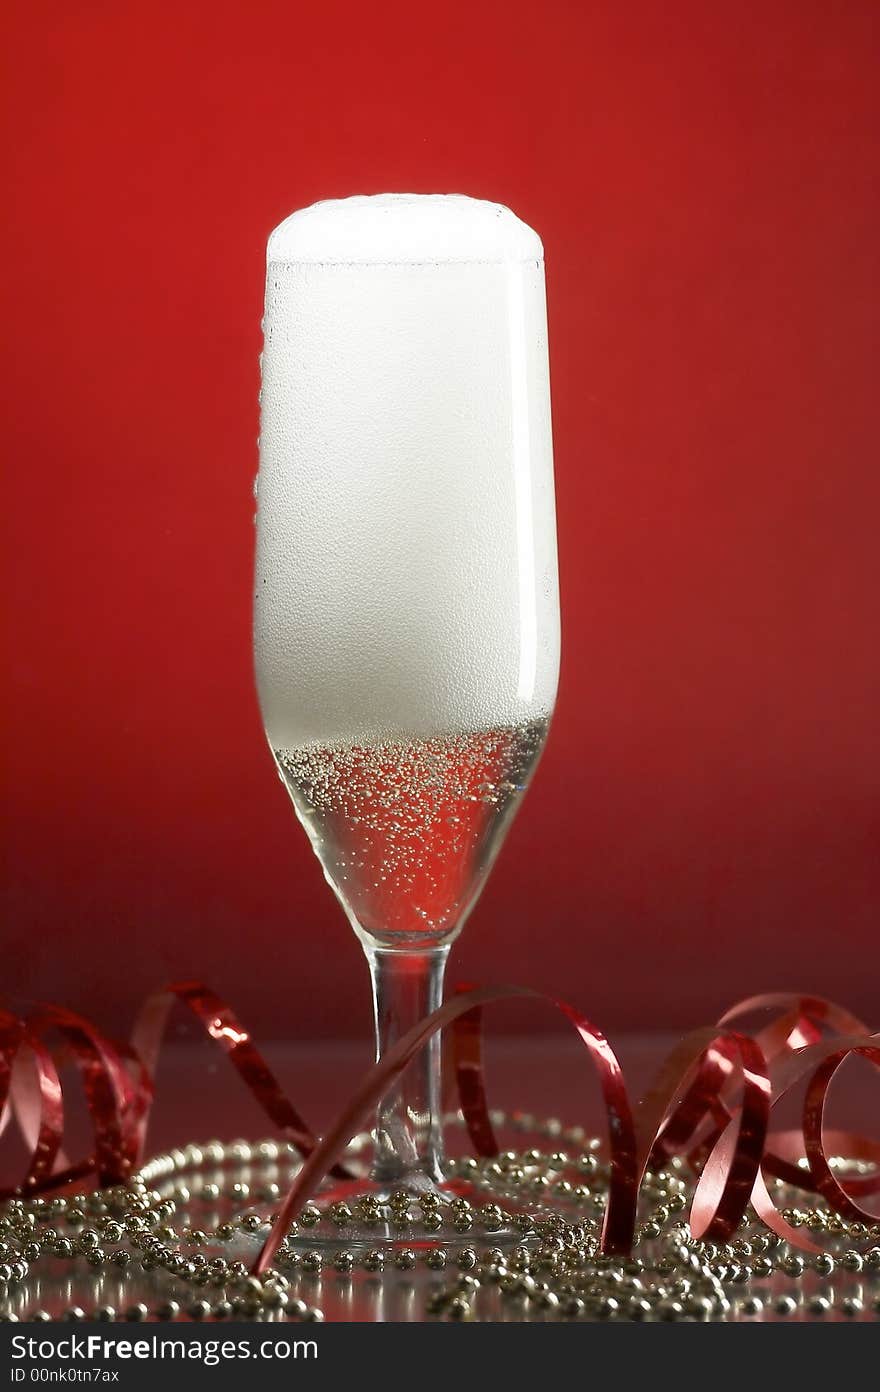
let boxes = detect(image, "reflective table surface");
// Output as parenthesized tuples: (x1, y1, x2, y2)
(2, 1037, 876, 1323)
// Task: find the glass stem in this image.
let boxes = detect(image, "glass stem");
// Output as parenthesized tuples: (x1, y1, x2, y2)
(364, 943, 449, 1189)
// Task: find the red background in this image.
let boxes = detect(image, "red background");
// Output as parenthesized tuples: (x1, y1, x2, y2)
(2, 0, 878, 1039)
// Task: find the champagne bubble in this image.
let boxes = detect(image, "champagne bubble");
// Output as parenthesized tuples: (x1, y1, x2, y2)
(275, 719, 548, 947)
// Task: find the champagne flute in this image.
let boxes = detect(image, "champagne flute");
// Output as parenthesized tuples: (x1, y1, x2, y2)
(254, 194, 559, 1213)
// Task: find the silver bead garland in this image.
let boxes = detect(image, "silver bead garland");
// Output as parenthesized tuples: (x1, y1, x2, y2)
(1, 1112, 878, 1323)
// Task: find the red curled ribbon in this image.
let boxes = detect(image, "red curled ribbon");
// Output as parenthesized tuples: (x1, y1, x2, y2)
(253, 989, 875, 1274)
(130, 983, 350, 1179)
(0, 984, 345, 1199)
(254, 985, 641, 1272)
(0, 983, 876, 1277)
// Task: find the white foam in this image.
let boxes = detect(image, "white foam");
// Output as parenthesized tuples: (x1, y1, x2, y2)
(267, 194, 544, 266)
(254, 196, 559, 749)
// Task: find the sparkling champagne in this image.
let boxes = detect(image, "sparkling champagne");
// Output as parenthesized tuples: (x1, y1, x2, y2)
(255, 194, 559, 949)
(275, 718, 548, 947)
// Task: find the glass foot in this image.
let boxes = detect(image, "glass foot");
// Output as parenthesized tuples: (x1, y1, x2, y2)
(143, 1126, 584, 1271)
(238, 1169, 552, 1259)
(260, 1178, 537, 1254)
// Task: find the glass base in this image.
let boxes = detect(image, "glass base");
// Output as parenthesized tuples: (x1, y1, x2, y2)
(247, 1173, 545, 1257)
